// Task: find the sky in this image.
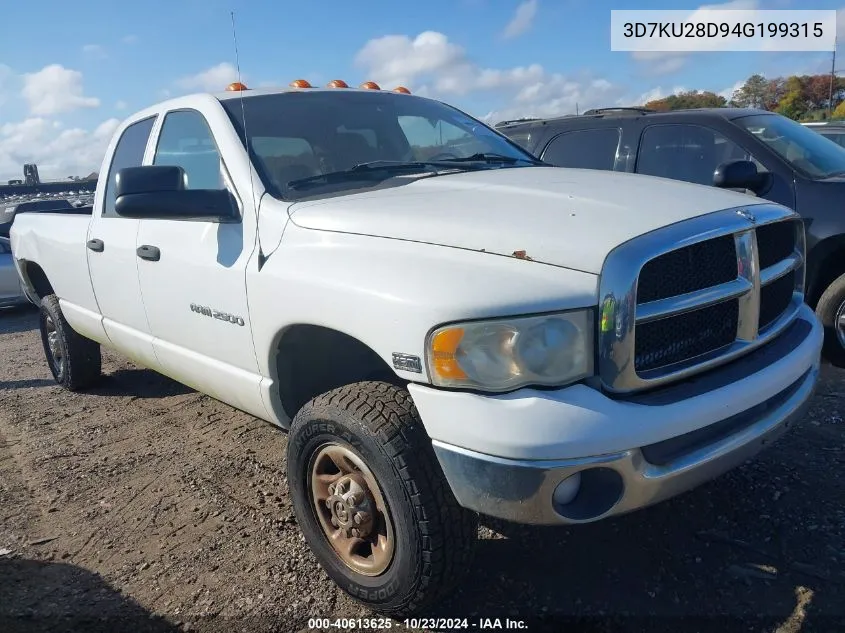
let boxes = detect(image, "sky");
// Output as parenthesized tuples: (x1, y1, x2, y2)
(0, 0, 843, 182)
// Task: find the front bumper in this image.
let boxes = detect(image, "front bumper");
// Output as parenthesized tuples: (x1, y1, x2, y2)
(411, 306, 822, 525)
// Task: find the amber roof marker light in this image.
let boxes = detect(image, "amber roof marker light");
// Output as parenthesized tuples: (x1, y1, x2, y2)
(393, 86, 411, 94)
(225, 82, 249, 91)
(327, 79, 349, 88)
(289, 79, 313, 88)
(359, 81, 381, 90)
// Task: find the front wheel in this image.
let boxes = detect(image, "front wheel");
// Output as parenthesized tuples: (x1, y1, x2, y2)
(815, 272, 845, 367)
(286, 382, 478, 616)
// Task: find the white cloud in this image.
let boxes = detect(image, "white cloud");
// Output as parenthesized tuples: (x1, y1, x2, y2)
(356, 30, 624, 123)
(0, 117, 120, 182)
(82, 44, 107, 58)
(175, 62, 240, 93)
(122, 34, 138, 44)
(719, 79, 745, 102)
(355, 32, 464, 89)
(115, 100, 127, 111)
(502, 0, 538, 40)
(21, 65, 100, 116)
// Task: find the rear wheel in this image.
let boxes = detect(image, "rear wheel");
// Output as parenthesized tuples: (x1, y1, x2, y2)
(815, 272, 845, 367)
(38, 294, 101, 390)
(286, 381, 477, 616)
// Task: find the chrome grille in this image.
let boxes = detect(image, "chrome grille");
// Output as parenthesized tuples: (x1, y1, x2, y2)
(598, 204, 805, 394)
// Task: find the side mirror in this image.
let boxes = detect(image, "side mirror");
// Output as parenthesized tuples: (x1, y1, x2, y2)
(113, 165, 238, 222)
(713, 159, 769, 195)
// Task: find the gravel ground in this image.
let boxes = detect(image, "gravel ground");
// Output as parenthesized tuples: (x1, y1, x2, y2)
(1, 304, 844, 633)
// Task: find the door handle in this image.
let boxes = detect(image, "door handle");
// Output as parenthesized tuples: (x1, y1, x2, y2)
(86, 239, 104, 252)
(136, 245, 161, 261)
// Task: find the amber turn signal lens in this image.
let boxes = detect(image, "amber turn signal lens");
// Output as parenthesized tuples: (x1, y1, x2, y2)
(430, 328, 467, 380)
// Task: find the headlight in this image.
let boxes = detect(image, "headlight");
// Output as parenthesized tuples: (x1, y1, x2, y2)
(426, 310, 594, 391)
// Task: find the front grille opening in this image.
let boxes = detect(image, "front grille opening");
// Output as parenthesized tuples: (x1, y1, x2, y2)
(757, 221, 796, 270)
(759, 270, 796, 330)
(635, 300, 739, 373)
(637, 235, 737, 304)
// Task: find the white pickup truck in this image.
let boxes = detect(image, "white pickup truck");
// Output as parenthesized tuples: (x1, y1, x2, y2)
(10, 80, 823, 616)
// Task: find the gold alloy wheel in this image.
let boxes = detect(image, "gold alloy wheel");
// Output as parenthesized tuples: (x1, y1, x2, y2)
(309, 443, 395, 576)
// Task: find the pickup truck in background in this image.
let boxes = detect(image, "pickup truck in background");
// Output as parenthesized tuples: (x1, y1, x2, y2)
(496, 107, 845, 366)
(10, 83, 823, 616)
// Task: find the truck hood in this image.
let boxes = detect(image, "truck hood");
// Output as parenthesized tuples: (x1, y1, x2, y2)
(288, 167, 766, 274)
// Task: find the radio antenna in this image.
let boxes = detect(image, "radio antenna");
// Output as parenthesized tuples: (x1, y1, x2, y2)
(230, 10, 265, 269)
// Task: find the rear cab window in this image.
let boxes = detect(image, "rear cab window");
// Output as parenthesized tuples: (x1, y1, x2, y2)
(102, 117, 157, 218)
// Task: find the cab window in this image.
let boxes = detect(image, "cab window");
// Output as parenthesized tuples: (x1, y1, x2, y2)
(153, 110, 224, 190)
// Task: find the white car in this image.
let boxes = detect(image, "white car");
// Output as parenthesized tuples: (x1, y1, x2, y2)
(10, 80, 823, 615)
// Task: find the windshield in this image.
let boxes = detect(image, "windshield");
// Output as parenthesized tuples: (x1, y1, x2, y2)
(734, 113, 845, 179)
(221, 91, 539, 199)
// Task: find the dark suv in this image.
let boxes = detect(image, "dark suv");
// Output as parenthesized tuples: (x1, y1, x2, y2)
(496, 107, 845, 365)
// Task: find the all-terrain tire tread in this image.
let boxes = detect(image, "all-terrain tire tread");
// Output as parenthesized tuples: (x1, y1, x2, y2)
(300, 381, 477, 615)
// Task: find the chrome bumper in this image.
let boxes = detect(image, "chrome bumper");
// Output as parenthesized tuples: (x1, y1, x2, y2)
(432, 359, 819, 526)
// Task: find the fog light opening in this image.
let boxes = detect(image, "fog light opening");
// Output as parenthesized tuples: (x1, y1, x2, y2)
(551, 467, 624, 521)
(552, 473, 582, 506)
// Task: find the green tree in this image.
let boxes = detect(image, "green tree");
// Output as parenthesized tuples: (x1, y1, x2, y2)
(731, 74, 768, 108)
(644, 90, 727, 111)
(776, 77, 809, 120)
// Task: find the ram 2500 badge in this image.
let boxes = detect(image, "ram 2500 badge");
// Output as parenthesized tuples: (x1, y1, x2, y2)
(10, 79, 823, 616)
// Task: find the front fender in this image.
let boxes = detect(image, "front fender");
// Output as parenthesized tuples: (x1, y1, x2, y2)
(247, 222, 599, 384)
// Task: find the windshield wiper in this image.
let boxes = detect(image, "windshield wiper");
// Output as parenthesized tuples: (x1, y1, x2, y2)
(286, 160, 483, 190)
(439, 153, 546, 165)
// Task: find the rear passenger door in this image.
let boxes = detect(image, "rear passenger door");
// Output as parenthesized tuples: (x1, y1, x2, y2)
(540, 128, 623, 171)
(86, 116, 160, 370)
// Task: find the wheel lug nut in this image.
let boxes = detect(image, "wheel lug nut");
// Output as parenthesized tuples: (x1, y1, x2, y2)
(351, 528, 360, 538)
(353, 511, 369, 525)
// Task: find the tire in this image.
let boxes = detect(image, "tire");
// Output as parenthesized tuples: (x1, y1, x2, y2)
(38, 294, 101, 390)
(815, 272, 845, 367)
(286, 381, 478, 616)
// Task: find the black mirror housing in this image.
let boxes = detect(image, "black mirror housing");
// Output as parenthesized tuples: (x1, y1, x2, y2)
(113, 166, 238, 222)
(713, 159, 769, 195)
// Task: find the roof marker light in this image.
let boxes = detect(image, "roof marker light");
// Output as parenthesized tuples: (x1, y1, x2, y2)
(393, 86, 411, 94)
(225, 82, 249, 91)
(327, 79, 349, 88)
(359, 81, 381, 90)
(289, 79, 312, 88)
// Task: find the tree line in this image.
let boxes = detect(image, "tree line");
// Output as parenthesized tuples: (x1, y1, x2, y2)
(640, 73, 845, 121)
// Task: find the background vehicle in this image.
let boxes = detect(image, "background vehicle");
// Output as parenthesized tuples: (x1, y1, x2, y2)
(10, 84, 822, 616)
(0, 198, 86, 238)
(0, 237, 29, 308)
(497, 108, 845, 365)
(803, 120, 845, 147)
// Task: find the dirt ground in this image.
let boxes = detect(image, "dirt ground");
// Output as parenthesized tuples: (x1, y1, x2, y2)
(1, 305, 843, 633)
